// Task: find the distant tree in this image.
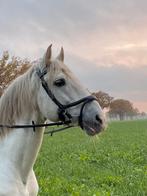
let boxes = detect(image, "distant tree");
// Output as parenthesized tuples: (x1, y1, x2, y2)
(0, 51, 30, 96)
(140, 112, 146, 116)
(92, 91, 113, 109)
(109, 99, 138, 120)
(133, 108, 140, 115)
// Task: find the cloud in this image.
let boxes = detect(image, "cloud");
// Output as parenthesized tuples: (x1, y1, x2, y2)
(66, 53, 147, 102)
(0, 0, 147, 111)
(95, 44, 147, 67)
(1, 0, 147, 60)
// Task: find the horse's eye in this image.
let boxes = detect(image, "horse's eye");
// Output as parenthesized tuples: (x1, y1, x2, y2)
(54, 78, 66, 87)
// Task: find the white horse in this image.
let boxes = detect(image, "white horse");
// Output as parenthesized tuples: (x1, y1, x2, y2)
(0, 45, 105, 196)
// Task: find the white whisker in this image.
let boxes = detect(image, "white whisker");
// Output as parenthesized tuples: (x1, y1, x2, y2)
(91, 137, 97, 151)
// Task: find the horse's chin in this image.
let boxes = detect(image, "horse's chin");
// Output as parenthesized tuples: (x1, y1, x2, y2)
(82, 122, 103, 136)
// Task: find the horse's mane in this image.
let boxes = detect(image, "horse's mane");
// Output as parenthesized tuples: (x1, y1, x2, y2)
(0, 63, 38, 137)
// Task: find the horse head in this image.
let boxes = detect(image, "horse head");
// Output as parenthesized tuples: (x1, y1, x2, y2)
(37, 45, 106, 136)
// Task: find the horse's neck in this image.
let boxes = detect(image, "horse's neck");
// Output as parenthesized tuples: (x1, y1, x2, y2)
(0, 115, 44, 184)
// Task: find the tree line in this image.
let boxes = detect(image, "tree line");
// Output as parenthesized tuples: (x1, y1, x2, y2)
(0, 51, 145, 120)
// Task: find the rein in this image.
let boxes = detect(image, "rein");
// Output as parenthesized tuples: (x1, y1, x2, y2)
(0, 121, 73, 136)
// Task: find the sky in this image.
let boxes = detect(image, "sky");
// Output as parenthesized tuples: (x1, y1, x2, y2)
(0, 0, 147, 112)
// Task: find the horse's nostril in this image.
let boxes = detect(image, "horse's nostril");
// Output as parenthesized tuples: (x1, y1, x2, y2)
(95, 114, 103, 124)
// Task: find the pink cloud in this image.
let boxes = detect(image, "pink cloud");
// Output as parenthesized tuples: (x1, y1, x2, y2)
(133, 101, 147, 113)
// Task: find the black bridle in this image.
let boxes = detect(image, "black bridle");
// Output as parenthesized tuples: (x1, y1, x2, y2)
(36, 68, 97, 129)
(0, 68, 97, 136)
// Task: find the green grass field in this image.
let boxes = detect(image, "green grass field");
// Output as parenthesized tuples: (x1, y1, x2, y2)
(35, 120, 147, 196)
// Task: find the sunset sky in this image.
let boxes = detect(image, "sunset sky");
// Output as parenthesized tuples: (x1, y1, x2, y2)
(0, 0, 147, 112)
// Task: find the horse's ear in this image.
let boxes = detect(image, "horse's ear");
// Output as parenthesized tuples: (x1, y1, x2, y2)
(56, 47, 64, 62)
(45, 44, 52, 66)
